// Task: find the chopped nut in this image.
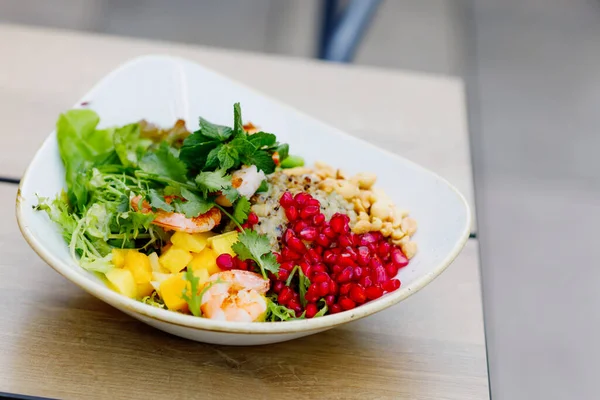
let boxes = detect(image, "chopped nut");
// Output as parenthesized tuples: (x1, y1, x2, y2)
(336, 169, 349, 180)
(353, 198, 366, 213)
(352, 219, 372, 234)
(315, 161, 332, 170)
(381, 222, 393, 237)
(354, 172, 377, 189)
(370, 201, 393, 221)
(395, 208, 409, 220)
(400, 241, 418, 259)
(315, 168, 335, 179)
(358, 190, 372, 209)
(358, 211, 370, 221)
(401, 217, 418, 237)
(336, 180, 360, 200)
(282, 166, 313, 176)
(318, 178, 338, 193)
(391, 228, 405, 240)
(370, 217, 383, 231)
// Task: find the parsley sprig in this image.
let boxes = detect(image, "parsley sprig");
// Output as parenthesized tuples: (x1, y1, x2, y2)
(231, 229, 279, 279)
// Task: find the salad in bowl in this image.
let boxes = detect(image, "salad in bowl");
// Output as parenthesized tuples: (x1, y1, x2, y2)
(35, 103, 418, 323)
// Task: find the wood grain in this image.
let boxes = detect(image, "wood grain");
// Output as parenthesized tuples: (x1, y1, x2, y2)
(0, 182, 487, 399)
(0, 23, 475, 230)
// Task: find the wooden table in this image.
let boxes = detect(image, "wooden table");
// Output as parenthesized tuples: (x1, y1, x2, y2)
(0, 24, 488, 400)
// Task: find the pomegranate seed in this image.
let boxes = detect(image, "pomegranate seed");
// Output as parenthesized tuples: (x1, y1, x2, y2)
(360, 232, 378, 246)
(281, 247, 301, 260)
(378, 241, 392, 258)
(313, 246, 324, 256)
(283, 229, 295, 244)
(365, 285, 384, 300)
(371, 265, 388, 284)
(273, 280, 285, 294)
(300, 205, 319, 220)
(323, 251, 338, 265)
(287, 236, 306, 254)
(309, 282, 319, 294)
(337, 267, 354, 283)
(330, 214, 349, 234)
(339, 297, 356, 310)
(216, 254, 234, 270)
(305, 303, 318, 318)
(356, 246, 371, 266)
(299, 226, 318, 241)
(359, 276, 374, 288)
(278, 287, 293, 305)
(302, 265, 314, 278)
(332, 264, 343, 274)
(280, 192, 294, 208)
(349, 284, 367, 304)
(277, 267, 290, 281)
(236, 258, 249, 270)
(312, 272, 329, 283)
(294, 192, 311, 207)
(312, 213, 326, 226)
(247, 212, 259, 225)
(330, 304, 342, 314)
(316, 234, 331, 247)
(352, 234, 362, 247)
(322, 226, 337, 239)
(312, 263, 327, 275)
(391, 248, 409, 267)
(305, 292, 320, 303)
(324, 295, 336, 307)
(338, 252, 355, 268)
(338, 234, 353, 247)
(340, 282, 352, 296)
(345, 246, 357, 259)
(294, 220, 308, 232)
(305, 248, 321, 263)
(307, 198, 320, 208)
(275, 252, 283, 262)
(288, 300, 302, 315)
(329, 280, 339, 295)
(353, 266, 365, 280)
(285, 206, 299, 222)
(383, 279, 401, 292)
(385, 263, 399, 278)
(317, 281, 330, 297)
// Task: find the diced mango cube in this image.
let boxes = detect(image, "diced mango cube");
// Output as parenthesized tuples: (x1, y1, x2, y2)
(208, 231, 238, 256)
(137, 282, 155, 298)
(105, 268, 137, 298)
(159, 273, 188, 311)
(170, 231, 214, 253)
(124, 251, 152, 284)
(194, 268, 210, 287)
(159, 246, 193, 274)
(189, 247, 220, 275)
(148, 252, 169, 273)
(111, 249, 130, 268)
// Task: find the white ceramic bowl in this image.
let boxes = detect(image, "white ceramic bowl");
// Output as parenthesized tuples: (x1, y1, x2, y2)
(16, 55, 471, 345)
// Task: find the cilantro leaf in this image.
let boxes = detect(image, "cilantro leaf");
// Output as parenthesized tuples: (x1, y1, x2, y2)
(222, 186, 239, 203)
(231, 229, 279, 279)
(195, 169, 232, 196)
(139, 142, 188, 182)
(232, 196, 251, 224)
(233, 102, 243, 135)
(179, 131, 219, 170)
(200, 117, 233, 141)
(243, 150, 276, 174)
(172, 187, 215, 218)
(217, 145, 238, 170)
(147, 189, 174, 212)
(248, 132, 276, 148)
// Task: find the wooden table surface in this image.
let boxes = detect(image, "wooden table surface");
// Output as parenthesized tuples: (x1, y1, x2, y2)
(0, 24, 488, 399)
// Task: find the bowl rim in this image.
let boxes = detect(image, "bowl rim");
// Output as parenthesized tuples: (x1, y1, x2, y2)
(16, 54, 471, 335)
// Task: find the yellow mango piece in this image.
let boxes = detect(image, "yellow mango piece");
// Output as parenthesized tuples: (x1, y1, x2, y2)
(159, 246, 193, 274)
(170, 231, 213, 253)
(111, 249, 130, 268)
(124, 251, 152, 284)
(159, 273, 188, 311)
(189, 247, 220, 275)
(148, 252, 169, 273)
(208, 231, 238, 256)
(137, 282, 155, 298)
(194, 268, 210, 287)
(105, 268, 137, 298)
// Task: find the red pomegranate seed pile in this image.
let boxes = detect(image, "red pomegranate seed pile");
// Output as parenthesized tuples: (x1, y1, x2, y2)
(270, 191, 409, 317)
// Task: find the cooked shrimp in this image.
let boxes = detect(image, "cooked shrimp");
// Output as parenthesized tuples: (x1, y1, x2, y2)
(131, 195, 221, 233)
(216, 165, 266, 206)
(201, 270, 270, 322)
